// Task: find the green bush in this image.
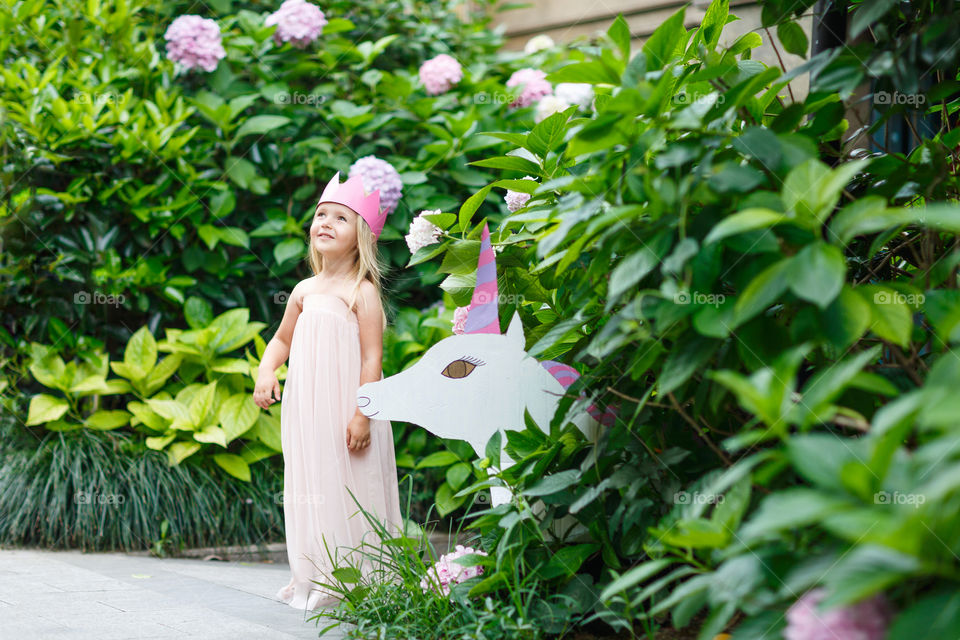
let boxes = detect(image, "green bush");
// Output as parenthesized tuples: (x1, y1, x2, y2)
(350, 0, 960, 637)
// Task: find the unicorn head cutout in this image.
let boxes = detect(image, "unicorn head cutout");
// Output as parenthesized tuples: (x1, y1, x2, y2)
(318, 171, 387, 239)
(357, 223, 616, 507)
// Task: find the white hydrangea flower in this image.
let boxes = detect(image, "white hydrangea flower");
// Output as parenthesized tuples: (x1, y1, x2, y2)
(404, 210, 443, 254)
(535, 94, 571, 122)
(504, 176, 538, 212)
(555, 83, 594, 110)
(524, 34, 555, 55)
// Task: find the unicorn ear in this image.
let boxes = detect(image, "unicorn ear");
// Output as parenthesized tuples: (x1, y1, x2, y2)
(505, 310, 524, 349)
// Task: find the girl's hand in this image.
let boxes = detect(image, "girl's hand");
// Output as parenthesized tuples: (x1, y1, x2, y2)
(253, 371, 281, 409)
(346, 415, 371, 452)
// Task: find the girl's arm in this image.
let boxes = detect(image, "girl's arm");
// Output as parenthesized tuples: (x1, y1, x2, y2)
(258, 281, 305, 375)
(346, 279, 383, 451)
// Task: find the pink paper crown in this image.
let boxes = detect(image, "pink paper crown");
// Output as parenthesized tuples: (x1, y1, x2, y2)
(317, 171, 386, 239)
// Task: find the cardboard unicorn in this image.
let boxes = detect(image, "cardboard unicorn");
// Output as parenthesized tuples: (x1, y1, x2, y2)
(356, 223, 616, 509)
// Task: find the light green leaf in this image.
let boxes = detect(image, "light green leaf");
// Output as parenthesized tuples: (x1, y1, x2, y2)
(213, 453, 252, 481)
(27, 393, 70, 426)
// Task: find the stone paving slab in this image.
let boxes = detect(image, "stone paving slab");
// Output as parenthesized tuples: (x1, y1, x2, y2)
(0, 548, 349, 640)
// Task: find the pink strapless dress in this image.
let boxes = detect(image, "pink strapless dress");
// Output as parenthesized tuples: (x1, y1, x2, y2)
(275, 293, 403, 611)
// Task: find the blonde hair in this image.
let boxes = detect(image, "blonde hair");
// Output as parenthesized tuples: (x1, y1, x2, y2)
(307, 202, 388, 331)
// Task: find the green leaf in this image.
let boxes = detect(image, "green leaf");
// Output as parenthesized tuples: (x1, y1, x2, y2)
(608, 231, 672, 302)
(659, 335, 720, 395)
(331, 566, 362, 584)
(469, 156, 541, 174)
(27, 393, 70, 425)
(234, 115, 290, 140)
(193, 424, 228, 447)
(167, 441, 201, 465)
(546, 61, 620, 85)
(700, 0, 729, 49)
(416, 450, 461, 469)
(856, 285, 913, 347)
(435, 481, 466, 517)
(828, 196, 890, 245)
(218, 393, 260, 442)
(782, 158, 831, 221)
(600, 559, 674, 600)
(84, 410, 131, 430)
(607, 14, 631, 60)
(189, 381, 218, 426)
(733, 258, 793, 326)
(786, 242, 846, 308)
(485, 429, 502, 469)
(527, 110, 571, 159)
(777, 20, 808, 56)
(850, 0, 899, 38)
(213, 453, 251, 481)
(458, 185, 492, 232)
(537, 544, 599, 580)
(524, 469, 581, 497)
(821, 286, 872, 350)
(740, 488, 852, 540)
(642, 7, 686, 71)
(445, 463, 473, 491)
(704, 208, 788, 244)
(273, 238, 304, 265)
(124, 326, 157, 379)
(821, 545, 920, 609)
(888, 590, 960, 640)
(789, 346, 881, 429)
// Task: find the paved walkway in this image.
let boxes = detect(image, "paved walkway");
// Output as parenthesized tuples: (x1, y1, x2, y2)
(0, 547, 347, 639)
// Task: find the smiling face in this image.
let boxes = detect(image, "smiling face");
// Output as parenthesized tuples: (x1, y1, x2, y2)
(310, 201, 360, 256)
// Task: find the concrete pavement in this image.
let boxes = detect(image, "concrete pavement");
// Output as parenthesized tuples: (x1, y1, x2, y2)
(0, 547, 348, 639)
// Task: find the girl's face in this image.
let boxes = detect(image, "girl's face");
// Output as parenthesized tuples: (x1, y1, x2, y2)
(311, 202, 359, 257)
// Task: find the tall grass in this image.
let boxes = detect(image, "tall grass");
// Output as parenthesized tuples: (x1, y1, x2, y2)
(0, 425, 284, 551)
(305, 479, 546, 640)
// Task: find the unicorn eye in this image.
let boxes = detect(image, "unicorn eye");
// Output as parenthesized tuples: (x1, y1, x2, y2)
(441, 359, 481, 379)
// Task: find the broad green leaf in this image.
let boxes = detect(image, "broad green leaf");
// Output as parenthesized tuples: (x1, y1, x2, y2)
(740, 488, 852, 540)
(415, 450, 461, 469)
(733, 258, 793, 326)
(821, 285, 872, 350)
(524, 469, 581, 497)
(213, 453, 251, 481)
(777, 20, 808, 56)
(218, 393, 260, 442)
(84, 410, 131, 430)
(235, 115, 290, 140)
(643, 7, 686, 71)
(193, 424, 228, 447)
(167, 441, 201, 465)
(700, 0, 729, 48)
(124, 326, 157, 379)
(856, 285, 913, 347)
(659, 335, 720, 395)
(705, 208, 788, 244)
(458, 185, 493, 232)
(787, 242, 846, 308)
(27, 393, 70, 425)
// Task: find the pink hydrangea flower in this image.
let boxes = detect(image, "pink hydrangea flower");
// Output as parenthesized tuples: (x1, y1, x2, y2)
(506, 68, 552, 108)
(785, 589, 893, 640)
(505, 175, 537, 212)
(452, 305, 471, 334)
(164, 15, 226, 73)
(405, 211, 443, 254)
(420, 545, 488, 597)
(265, 0, 327, 48)
(348, 155, 403, 216)
(419, 54, 464, 95)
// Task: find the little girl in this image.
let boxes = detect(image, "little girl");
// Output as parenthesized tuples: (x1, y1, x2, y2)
(252, 171, 403, 611)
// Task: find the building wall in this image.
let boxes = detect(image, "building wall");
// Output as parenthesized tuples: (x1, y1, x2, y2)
(491, 0, 812, 100)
